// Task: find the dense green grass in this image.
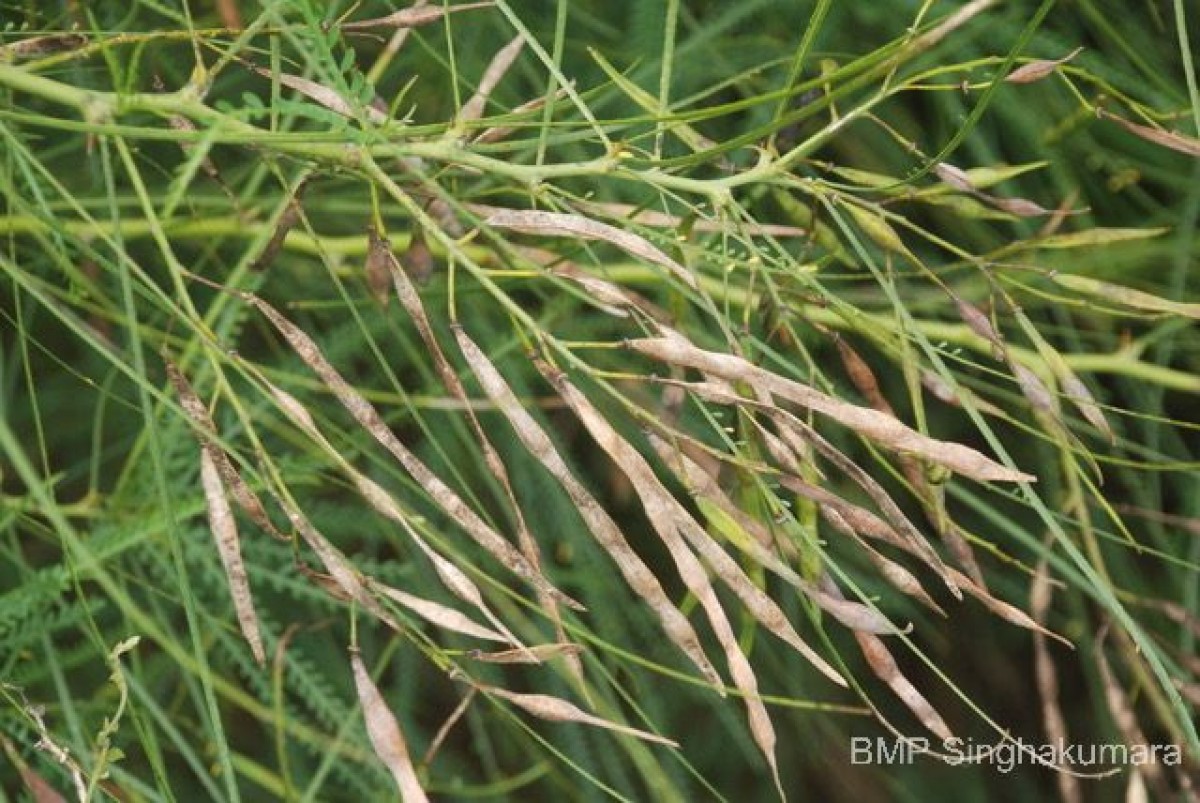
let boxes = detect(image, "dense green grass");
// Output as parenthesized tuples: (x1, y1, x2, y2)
(1, 1, 1198, 800)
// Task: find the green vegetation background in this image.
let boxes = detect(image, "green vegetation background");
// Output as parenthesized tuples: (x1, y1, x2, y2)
(1, 1, 1197, 801)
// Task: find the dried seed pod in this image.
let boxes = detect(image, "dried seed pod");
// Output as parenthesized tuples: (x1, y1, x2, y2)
(934, 162, 975, 191)
(245, 292, 580, 611)
(350, 649, 429, 802)
(824, 579, 953, 741)
(276, 496, 407, 635)
(258, 375, 527, 652)
(471, 682, 678, 747)
(570, 200, 807, 238)
(251, 181, 308, 272)
(856, 628, 953, 740)
(1058, 372, 1113, 443)
(459, 36, 524, 122)
(832, 335, 892, 413)
(949, 568, 1071, 647)
(1031, 558, 1082, 803)
(1010, 303, 1114, 441)
(371, 581, 507, 643)
(200, 450, 265, 665)
(0, 32, 88, 59)
(1011, 362, 1056, 414)
(629, 336, 1034, 483)
(1098, 109, 1200, 158)
(985, 194, 1053, 217)
(453, 327, 721, 687)
(163, 353, 282, 539)
(675, 491, 865, 659)
(820, 504, 943, 616)
(829, 336, 988, 586)
(385, 241, 568, 669)
(251, 65, 388, 124)
(1005, 47, 1083, 84)
(649, 431, 894, 647)
(484, 209, 698, 289)
(952, 295, 1005, 359)
(474, 86, 572, 144)
(659, 375, 961, 597)
(538, 360, 852, 796)
(402, 225, 436, 283)
(342, 1, 494, 30)
(365, 226, 394, 306)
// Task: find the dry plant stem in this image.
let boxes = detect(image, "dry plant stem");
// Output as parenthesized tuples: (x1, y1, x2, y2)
(468, 643, 584, 664)
(2, 733, 71, 803)
(1031, 556, 1082, 803)
(1095, 628, 1169, 795)
(0, 0, 997, 197)
(244, 291, 581, 611)
(421, 688, 475, 769)
(8, 691, 88, 801)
